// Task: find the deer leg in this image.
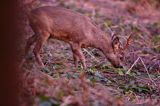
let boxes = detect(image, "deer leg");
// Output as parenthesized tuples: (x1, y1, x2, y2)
(78, 50, 86, 69)
(73, 52, 79, 68)
(71, 43, 86, 69)
(25, 34, 37, 57)
(70, 44, 79, 68)
(19, 35, 37, 68)
(33, 32, 49, 67)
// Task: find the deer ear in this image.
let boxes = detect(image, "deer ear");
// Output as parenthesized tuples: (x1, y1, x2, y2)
(112, 37, 120, 51)
(112, 37, 120, 46)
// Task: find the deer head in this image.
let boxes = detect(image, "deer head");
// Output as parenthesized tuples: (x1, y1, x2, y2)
(111, 33, 133, 65)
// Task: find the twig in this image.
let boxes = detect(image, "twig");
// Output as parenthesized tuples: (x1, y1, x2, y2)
(104, 22, 115, 37)
(90, 48, 96, 53)
(139, 57, 157, 86)
(83, 48, 99, 62)
(126, 56, 157, 86)
(126, 57, 140, 74)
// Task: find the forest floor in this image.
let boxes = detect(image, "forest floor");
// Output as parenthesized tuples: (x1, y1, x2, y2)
(20, 0, 160, 106)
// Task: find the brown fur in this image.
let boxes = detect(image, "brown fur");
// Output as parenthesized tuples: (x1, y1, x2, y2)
(25, 6, 122, 69)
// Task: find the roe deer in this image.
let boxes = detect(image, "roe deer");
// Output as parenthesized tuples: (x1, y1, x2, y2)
(25, 6, 129, 69)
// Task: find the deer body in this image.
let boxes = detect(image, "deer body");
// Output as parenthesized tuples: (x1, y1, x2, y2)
(25, 6, 122, 68)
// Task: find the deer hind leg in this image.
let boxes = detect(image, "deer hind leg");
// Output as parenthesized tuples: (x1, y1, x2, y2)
(19, 34, 37, 68)
(71, 43, 86, 69)
(33, 32, 50, 67)
(25, 34, 37, 57)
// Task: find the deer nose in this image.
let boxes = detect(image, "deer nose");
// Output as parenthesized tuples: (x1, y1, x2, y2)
(114, 62, 123, 68)
(118, 65, 123, 68)
(114, 65, 123, 68)
(112, 62, 123, 68)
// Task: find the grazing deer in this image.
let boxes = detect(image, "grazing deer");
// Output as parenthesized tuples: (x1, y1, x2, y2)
(24, 6, 131, 69)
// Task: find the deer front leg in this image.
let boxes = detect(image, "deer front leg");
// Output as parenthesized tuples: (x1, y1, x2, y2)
(78, 49, 86, 69)
(71, 43, 86, 69)
(73, 53, 79, 68)
(33, 32, 49, 68)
